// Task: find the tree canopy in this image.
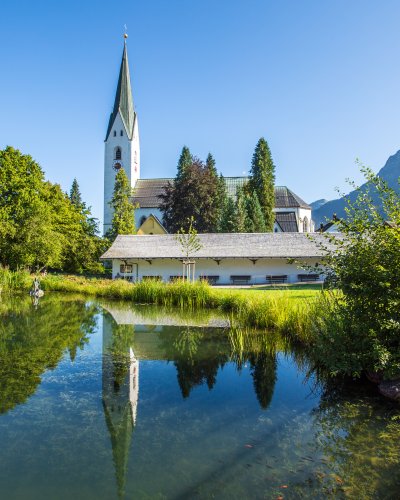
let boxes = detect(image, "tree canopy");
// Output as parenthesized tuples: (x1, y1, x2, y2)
(160, 148, 227, 233)
(0, 146, 105, 273)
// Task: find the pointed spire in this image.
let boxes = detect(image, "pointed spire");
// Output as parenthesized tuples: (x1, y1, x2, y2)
(105, 38, 136, 141)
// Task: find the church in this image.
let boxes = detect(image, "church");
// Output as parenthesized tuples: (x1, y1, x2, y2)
(103, 38, 314, 236)
(102, 39, 323, 284)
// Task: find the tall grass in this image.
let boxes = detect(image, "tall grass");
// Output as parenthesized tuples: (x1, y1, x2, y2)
(0, 267, 31, 293)
(2, 271, 324, 344)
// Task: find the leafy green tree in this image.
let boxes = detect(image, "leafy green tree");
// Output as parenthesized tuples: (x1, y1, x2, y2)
(0, 147, 62, 269)
(248, 138, 276, 231)
(0, 146, 107, 273)
(313, 164, 400, 379)
(106, 169, 136, 241)
(160, 151, 224, 233)
(245, 191, 267, 232)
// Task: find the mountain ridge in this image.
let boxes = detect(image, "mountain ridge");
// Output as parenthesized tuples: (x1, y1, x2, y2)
(312, 150, 400, 226)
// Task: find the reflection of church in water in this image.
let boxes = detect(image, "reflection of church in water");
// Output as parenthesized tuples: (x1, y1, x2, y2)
(102, 312, 139, 498)
(101, 304, 277, 497)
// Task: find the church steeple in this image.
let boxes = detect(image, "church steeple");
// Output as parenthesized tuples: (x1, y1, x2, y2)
(103, 35, 140, 235)
(105, 40, 136, 141)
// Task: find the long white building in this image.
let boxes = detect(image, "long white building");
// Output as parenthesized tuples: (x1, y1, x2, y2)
(101, 233, 329, 284)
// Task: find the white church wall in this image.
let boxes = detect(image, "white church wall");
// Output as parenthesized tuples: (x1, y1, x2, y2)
(111, 257, 321, 284)
(104, 113, 140, 234)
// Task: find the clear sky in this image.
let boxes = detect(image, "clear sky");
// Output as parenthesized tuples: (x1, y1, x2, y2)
(1, 0, 399, 223)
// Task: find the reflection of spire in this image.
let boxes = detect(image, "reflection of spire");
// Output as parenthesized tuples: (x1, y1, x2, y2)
(102, 313, 139, 498)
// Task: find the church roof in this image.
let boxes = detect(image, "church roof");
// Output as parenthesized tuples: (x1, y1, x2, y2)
(105, 42, 136, 141)
(132, 177, 311, 210)
(101, 233, 332, 260)
(275, 212, 299, 232)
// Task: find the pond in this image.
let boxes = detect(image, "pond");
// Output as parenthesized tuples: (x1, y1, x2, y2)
(0, 295, 399, 499)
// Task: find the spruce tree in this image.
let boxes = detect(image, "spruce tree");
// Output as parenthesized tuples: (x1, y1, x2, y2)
(248, 138, 276, 231)
(245, 191, 267, 232)
(219, 196, 236, 232)
(106, 169, 135, 241)
(69, 178, 83, 210)
(234, 187, 248, 232)
(176, 146, 192, 179)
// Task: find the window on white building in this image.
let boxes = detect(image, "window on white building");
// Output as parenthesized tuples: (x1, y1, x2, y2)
(120, 264, 133, 274)
(115, 148, 122, 160)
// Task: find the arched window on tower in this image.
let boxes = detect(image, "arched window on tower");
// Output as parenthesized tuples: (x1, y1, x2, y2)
(113, 130, 116, 137)
(115, 148, 122, 160)
(303, 216, 309, 233)
(120, 130, 123, 136)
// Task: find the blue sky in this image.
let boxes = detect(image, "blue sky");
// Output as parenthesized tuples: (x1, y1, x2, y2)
(1, 0, 399, 223)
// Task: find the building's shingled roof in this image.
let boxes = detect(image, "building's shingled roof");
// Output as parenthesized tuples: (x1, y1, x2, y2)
(274, 186, 310, 209)
(105, 42, 136, 141)
(132, 177, 311, 209)
(275, 212, 299, 232)
(101, 233, 334, 260)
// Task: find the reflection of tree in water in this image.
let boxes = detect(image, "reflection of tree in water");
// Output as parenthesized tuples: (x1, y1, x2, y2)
(170, 326, 278, 407)
(311, 381, 400, 497)
(171, 327, 229, 399)
(0, 297, 98, 414)
(248, 352, 277, 409)
(228, 328, 278, 410)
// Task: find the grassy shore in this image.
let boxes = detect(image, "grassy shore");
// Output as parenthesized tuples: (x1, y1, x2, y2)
(0, 268, 322, 344)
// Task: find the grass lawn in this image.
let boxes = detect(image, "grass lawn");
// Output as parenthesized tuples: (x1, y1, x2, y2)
(214, 284, 322, 300)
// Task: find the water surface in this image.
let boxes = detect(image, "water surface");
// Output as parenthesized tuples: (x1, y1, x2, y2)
(0, 295, 398, 499)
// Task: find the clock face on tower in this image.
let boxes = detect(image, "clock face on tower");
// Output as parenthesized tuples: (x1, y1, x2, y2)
(113, 161, 122, 171)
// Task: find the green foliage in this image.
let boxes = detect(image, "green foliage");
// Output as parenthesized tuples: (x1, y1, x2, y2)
(244, 190, 267, 232)
(160, 148, 226, 233)
(313, 164, 400, 378)
(175, 216, 203, 260)
(0, 147, 105, 273)
(219, 196, 236, 232)
(234, 187, 248, 232)
(106, 168, 136, 241)
(248, 137, 276, 231)
(0, 296, 98, 414)
(69, 178, 83, 209)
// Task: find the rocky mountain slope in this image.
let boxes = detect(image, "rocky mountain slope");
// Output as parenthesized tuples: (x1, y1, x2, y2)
(312, 150, 400, 226)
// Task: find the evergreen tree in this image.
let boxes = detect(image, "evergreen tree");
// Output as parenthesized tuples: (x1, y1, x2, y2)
(234, 187, 248, 232)
(69, 178, 99, 237)
(248, 138, 276, 231)
(219, 197, 236, 232)
(245, 191, 267, 232)
(106, 169, 135, 241)
(69, 178, 83, 210)
(205, 153, 227, 232)
(176, 146, 192, 179)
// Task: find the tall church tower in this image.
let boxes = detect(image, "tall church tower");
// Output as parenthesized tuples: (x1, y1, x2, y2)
(104, 36, 140, 235)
